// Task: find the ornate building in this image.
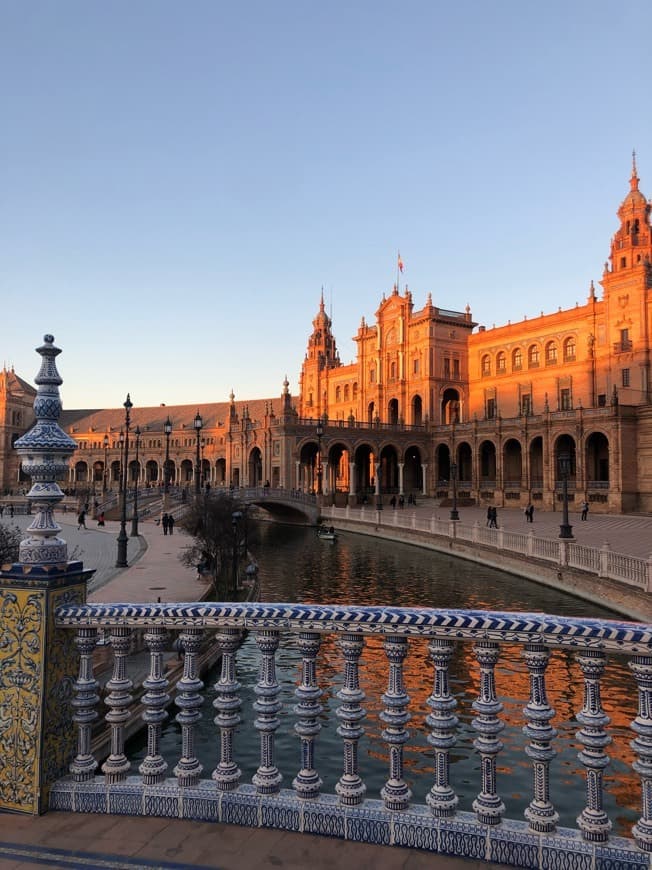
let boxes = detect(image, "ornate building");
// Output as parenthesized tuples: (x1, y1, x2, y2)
(2, 159, 652, 512)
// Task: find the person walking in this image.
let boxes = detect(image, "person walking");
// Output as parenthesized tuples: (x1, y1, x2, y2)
(581, 500, 589, 521)
(97, 511, 105, 527)
(168, 513, 175, 535)
(162, 513, 169, 535)
(77, 509, 87, 530)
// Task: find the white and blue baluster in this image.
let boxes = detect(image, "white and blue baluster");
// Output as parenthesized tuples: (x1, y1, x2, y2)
(293, 631, 323, 799)
(139, 626, 169, 785)
(335, 632, 367, 806)
(380, 635, 411, 810)
(101, 627, 133, 784)
(212, 626, 242, 791)
(425, 638, 459, 817)
(630, 654, 652, 852)
(253, 629, 283, 795)
(522, 643, 558, 833)
(173, 628, 204, 786)
(471, 640, 505, 825)
(575, 648, 612, 842)
(70, 626, 99, 781)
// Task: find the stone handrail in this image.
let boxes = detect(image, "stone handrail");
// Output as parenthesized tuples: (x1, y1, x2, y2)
(321, 505, 652, 592)
(50, 601, 652, 867)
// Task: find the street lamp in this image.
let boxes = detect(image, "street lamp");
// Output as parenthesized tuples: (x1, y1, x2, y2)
(102, 433, 109, 494)
(117, 430, 124, 493)
(130, 425, 141, 537)
(163, 415, 172, 500)
(316, 420, 324, 495)
(232, 510, 243, 596)
(558, 451, 574, 539)
(194, 410, 203, 498)
(450, 461, 459, 521)
(116, 393, 132, 568)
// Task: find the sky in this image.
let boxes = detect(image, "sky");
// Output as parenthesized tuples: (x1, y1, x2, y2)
(2, 1, 652, 411)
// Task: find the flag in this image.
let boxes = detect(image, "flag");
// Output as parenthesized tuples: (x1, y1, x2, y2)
(398, 252, 404, 273)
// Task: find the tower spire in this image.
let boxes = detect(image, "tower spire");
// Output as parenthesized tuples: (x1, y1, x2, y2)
(631, 149, 639, 190)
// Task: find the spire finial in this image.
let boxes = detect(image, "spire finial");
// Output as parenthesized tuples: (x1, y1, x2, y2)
(631, 149, 640, 190)
(320, 286, 325, 310)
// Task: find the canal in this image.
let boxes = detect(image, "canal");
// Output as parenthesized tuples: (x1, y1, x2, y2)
(130, 521, 639, 835)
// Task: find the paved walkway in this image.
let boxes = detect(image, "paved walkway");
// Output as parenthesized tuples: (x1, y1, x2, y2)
(2, 503, 649, 867)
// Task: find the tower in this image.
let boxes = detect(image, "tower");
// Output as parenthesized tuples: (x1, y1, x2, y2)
(298, 290, 341, 418)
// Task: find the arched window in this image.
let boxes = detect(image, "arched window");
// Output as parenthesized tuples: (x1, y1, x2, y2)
(528, 345, 540, 368)
(335, 386, 341, 402)
(512, 348, 522, 370)
(352, 382, 358, 399)
(369, 368, 376, 384)
(496, 351, 506, 373)
(344, 384, 350, 402)
(390, 361, 397, 380)
(563, 336, 576, 362)
(481, 354, 491, 376)
(545, 341, 558, 365)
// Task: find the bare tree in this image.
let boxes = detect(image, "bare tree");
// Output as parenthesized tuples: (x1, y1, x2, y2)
(178, 494, 239, 596)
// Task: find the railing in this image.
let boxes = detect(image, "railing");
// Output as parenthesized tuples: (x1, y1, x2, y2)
(50, 602, 652, 866)
(321, 506, 652, 592)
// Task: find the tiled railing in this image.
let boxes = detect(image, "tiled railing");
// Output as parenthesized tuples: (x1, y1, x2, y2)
(322, 506, 652, 592)
(51, 603, 652, 868)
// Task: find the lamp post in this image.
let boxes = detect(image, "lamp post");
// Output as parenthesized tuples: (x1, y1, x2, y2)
(232, 510, 243, 597)
(558, 451, 574, 539)
(102, 433, 109, 494)
(450, 461, 459, 521)
(194, 410, 203, 498)
(163, 416, 172, 506)
(115, 393, 132, 568)
(130, 425, 141, 537)
(117, 429, 124, 494)
(316, 420, 324, 495)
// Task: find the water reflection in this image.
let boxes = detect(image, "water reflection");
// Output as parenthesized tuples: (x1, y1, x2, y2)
(130, 522, 639, 835)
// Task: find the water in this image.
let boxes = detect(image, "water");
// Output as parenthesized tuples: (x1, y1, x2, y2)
(129, 522, 640, 835)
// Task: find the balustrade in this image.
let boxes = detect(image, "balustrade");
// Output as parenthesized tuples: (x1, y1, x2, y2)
(50, 602, 652, 866)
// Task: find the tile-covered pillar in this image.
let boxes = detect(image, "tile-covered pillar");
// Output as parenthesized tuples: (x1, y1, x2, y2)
(0, 335, 94, 814)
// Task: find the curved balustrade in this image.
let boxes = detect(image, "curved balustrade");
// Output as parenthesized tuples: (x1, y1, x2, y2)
(322, 505, 652, 592)
(51, 602, 652, 867)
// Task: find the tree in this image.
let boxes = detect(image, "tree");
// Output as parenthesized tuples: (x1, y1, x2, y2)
(0, 523, 22, 565)
(178, 494, 239, 596)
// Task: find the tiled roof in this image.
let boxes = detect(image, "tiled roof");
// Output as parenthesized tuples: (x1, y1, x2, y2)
(59, 397, 280, 434)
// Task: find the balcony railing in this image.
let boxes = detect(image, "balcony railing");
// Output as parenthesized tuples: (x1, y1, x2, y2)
(51, 601, 652, 866)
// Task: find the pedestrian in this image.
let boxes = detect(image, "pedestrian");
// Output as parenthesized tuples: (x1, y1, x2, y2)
(77, 509, 86, 530)
(581, 500, 589, 521)
(9, 504, 14, 518)
(0, 505, 3, 518)
(528, 504, 534, 522)
(162, 513, 169, 535)
(398, 495, 405, 509)
(390, 495, 396, 509)
(486, 506, 492, 527)
(525, 503, 534, 523)
(168, 514, 175, 535)
(489, 506, 498, 528)
(97, 511, 105, 527)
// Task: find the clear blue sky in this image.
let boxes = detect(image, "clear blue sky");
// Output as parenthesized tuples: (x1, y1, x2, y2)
(2, 1, 651, 410)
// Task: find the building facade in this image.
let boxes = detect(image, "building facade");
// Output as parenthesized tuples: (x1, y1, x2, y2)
(2, 160, 652, 512)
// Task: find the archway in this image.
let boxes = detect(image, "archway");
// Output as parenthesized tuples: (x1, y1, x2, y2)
(441, 388, 460, 424)
(503, 439, 522, 488)
(479, 441, 497, 486)
(93, 461, 103, 484)
(216, 458, 226, 486)
(353, 443, 375, 502)
(403, 446, 422, 493)
(411, 395, 423, 426)
(75, 461, 88, 483)
(247, 447, 263, 488)
(379, 444, 399, 493)
(388, 399, 399, 425)
(146, 460, 158, 484)
(325, 441, 351, 497)
(529, 437, 544, 492)
(181, 459, 193, 484)
(585, 432, 609, 483)
(457, 442, 472, 486)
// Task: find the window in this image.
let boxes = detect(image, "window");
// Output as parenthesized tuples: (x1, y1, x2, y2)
(497, 352, 506, 373)
(621, 257, 627, 268)
(563, 337, 576, 362)
(545, 342, 558, 365)
(369, 369, 376, 383)
(598, 394, 607, 407)
(413, 358, 420, 375)
(444, 358, 451, 378)
(352, 382, 358, 399)
(486, 398, 496, 419)
(512, 348, 522, 371)
(521, 394, 531, 416)
(620, 328, 632, 351)
(528, 345, 540, 367)
(453, 359, 460, 378)
(344, 385, 350, 402)
(335, 386, 341, 402)
(390, 361, 396, 381)
(560, 388, 572, 410)
(481, 355, 491, 376)
(622, 368, 630, 387)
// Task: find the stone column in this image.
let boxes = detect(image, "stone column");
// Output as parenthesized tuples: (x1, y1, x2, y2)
(0, 335, 94, 814)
